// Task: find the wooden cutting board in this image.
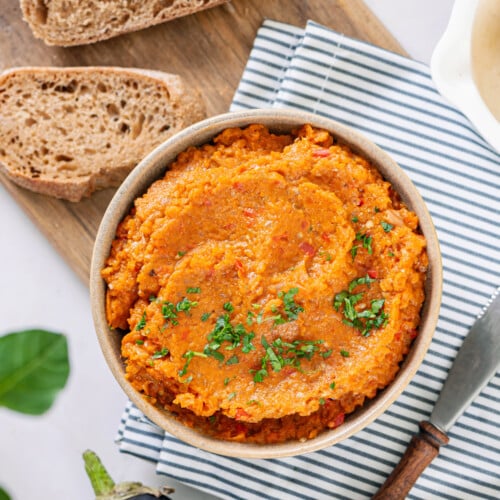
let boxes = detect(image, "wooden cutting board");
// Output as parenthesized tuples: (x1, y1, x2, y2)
(0, 0, 405, 284)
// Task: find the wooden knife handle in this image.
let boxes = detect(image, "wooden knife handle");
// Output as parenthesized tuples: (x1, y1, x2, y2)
(372, 421, 449, 499)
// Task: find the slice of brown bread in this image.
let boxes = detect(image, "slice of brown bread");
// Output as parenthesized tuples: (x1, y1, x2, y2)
(0, 66, 206, 201)
(20, 0, 229, 46)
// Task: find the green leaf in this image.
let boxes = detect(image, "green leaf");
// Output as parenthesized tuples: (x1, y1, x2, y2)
(0, 487, 11, 500)
(0, 330, 70, 415)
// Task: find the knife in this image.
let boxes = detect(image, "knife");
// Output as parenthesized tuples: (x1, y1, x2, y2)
(373, 289, 500, 499)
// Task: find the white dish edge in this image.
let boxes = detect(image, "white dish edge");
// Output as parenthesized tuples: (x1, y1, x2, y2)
(430, 0, 499, 153)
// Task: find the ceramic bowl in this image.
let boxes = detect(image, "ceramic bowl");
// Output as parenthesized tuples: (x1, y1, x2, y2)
(431, 0, 500, 153)
(90, 108, 442, 458)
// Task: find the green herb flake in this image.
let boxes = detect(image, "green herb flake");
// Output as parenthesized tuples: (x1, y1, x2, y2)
(374, 207, 380, 213)
(340, 349, 350, 357)
(135, 339, 144, 345)
(242, 332, 256, 353)
(176, 297, 198, 315)
(381, 221, 394, 232)
(352, 216, 359, 223)
(135, 312, 147, 331)
(333, 275, 389, 337)
(177, 251, 186, 257)
(330, 382, 336, 389)
(161, 302, 178, 325)
(228, 392, 237, 401)
(223, 302, 234, 313)
(201, 312, 212, 322)
(388, 251, 395, 257)
(178, 350, 207, 377)
(223, 377, 231, 386)
(356, 232, 373, 254)
(186, 287, 201, 294)
(254, 336, 330, 383)
(226, 355, 239, 365)
(348, 274, 376, 292)
(252, 368, 268, 383)
(278, 287, 304, 322)
(152, 347, 169, 359)
(319, 398, 326, 405)
(246, 310, 255, 325)
(350, 245, 359, 260)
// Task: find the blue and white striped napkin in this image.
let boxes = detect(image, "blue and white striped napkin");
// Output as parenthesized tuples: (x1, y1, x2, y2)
(117, 20, 500, 500)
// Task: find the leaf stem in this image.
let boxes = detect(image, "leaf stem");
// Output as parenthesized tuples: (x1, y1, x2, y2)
(83, 450, 115, 496)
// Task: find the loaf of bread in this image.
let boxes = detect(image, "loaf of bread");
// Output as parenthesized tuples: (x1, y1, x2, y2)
(20, 0, 228, 46)
(0, 67, 206, 201)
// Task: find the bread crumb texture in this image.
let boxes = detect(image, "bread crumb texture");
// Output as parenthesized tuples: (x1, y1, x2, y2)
(21, 0, 228, 46)
(0, 67, 205, 201)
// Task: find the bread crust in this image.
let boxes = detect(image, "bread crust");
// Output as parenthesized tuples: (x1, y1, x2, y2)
(0, 66, 206, 201)
(20, 0, 229, 47)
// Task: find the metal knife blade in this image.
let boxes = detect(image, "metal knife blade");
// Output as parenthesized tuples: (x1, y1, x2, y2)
(373, 289, 500, 499)
(430, 290, 500, 432)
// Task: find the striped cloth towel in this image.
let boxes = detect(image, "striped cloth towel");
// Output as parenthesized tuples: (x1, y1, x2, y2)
(117, 20, 500, 500)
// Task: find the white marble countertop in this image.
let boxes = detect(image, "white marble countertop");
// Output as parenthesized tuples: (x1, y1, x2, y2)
(0, 1, 454, 498)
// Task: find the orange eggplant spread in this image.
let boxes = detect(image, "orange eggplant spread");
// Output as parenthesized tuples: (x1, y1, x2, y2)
(102, 124, 428, 443)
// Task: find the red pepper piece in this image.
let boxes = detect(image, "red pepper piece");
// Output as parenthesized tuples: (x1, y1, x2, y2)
(299, 241, 316, 256)
(235, 408, 251, 420)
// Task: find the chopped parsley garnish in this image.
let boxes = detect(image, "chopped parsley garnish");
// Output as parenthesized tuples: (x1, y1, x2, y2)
(135, 339, 144, 345)
(186, 287, 201, 294)
(177, 251, 186, 257)
(350, 245, 358, 260)
(242, 332, 256, 353)
(228, 391, 237, 400)
(226, 355, 239, 365)
(223, 302, 234, 313)
(179, 350, 207, 377)
(278, 287, 304, 321)
(161, 302, 179, 326)
(348, 274, 376, 292)
(176, 297, 198, 315)
(355, 232, 373, 255)
(252, 335, 329, 383)
(381, 221, 394, 232)
(330, 382, 336, 389)
(340, 349, 350, 357)
(152, 347, 169, 359)
(135, 311, 147, 331)
(352, 216, 359, 223)
(333, 275, 389, 337)
(201, 312, 212, 322)
(223, 377, 231, 386)
(319, 398, 326, 405)
(246, 311, 256, 325)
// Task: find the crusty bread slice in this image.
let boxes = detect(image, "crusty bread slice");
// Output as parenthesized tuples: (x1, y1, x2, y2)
(0, 66, 206, 201)
(20, 0, 228, 46)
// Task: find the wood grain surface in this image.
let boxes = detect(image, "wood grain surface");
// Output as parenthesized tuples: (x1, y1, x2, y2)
(0, 0, 405, 284)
